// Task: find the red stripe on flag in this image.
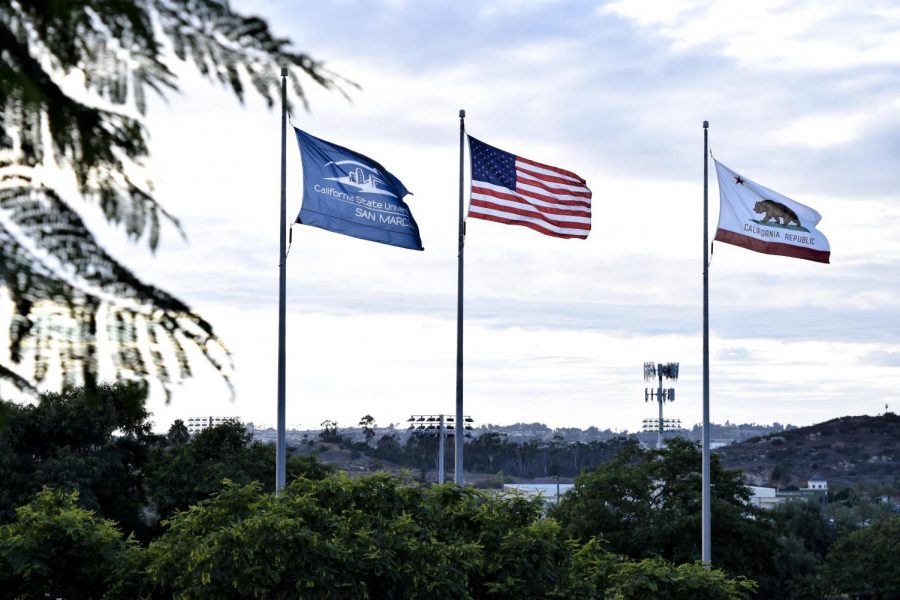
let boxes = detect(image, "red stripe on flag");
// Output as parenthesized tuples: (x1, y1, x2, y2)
(470, 198, 591, 230)
(517, 166, 587, 188)
(515, 174, 593, 199)
(516, 156, 585, 183)
(472, 184, 591, 217)
(511, 185, 592, 209)
(714, 229, 830, 264)
(468, 211, 589, 239)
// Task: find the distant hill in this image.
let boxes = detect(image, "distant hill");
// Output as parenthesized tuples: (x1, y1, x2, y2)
(716, 413, 899, 490)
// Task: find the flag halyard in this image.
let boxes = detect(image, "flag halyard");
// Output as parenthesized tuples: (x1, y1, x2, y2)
(467, 136, 592, 239)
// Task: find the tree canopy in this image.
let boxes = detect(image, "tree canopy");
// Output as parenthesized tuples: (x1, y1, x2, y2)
(0, 383, 333, 540)
(1, 473, 755, 599)
(822, 515, 900, 600)
(0, 1, 352, 399)
(0, 488, 137, 600)
(550, 438, 780, 594)
(0, 382, 158, 537)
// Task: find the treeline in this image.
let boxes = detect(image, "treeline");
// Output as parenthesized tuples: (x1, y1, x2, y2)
(357, 430, 633, 479)
(1, 384, 896, 599)
(317, 420, 797, 479)
(0, 383, 331, 543)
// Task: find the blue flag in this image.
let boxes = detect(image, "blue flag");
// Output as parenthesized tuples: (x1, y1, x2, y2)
(294, 128, 423, 250)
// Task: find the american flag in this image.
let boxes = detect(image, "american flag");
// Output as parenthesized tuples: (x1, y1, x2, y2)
(467, 136, 591, 239)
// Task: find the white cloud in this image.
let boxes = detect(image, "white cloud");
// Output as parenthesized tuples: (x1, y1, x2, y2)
(9, 0, 900, 435)
(603, 0, 900, 71)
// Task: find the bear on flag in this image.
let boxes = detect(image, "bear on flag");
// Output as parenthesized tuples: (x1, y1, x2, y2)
(713, 160, 830, 264)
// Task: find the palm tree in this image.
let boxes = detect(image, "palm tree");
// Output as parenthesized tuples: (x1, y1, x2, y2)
(0, 1, 354, 399)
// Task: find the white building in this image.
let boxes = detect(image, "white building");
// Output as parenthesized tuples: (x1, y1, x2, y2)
(746, 476, 828, 510)
(503, 483, 574, 506)
(747, 485, 780, 510)
(186, 416, 240, 435)
(806, 475, 827, 491)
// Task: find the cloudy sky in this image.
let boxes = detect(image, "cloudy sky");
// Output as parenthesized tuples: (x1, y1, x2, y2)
(85, 0, 900, 433)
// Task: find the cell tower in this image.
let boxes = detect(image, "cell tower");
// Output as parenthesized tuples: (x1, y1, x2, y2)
(643, 362, 681, 448)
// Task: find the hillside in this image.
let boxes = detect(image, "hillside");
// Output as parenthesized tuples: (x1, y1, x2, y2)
(716, 413, 899, 489)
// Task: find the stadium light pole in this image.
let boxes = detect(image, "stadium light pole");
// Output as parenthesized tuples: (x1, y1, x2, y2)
(408, 414, 475, 484)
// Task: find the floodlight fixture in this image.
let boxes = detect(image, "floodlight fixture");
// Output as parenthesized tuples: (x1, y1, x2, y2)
(408, 414, 475, 484)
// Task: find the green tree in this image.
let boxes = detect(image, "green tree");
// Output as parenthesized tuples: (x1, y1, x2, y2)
(768, 535, 820, 600)
(319, 419, 341, 443)
(0, 488, 137, 599)
(550, 438, 777, 589)
(145, 420, 333, 521)
(166, 418, 191, 445)
(133, 474, 753, 599)
(466, 431, 507, 472)
(0, 473, 754, 599)
(0, 382, 158, 539)
(769, 500, 835, 560)
(607, 557, 755, 600)
(823, 515, 900, 600)
(0, 1, 352, 397)
(358, 413, 376, 444)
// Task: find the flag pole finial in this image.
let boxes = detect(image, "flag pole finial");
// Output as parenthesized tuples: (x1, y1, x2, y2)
(459, 109, 466, 118)
(703, 120, 709, 129)
(281, 66, 288, 77)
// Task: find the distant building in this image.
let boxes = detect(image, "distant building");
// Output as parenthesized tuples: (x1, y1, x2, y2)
(747, 486, 780, 510)
(807, 474, 827, 491)
(503, 483, 574, 506)
(186, 416, 240, 435)
(747, 476, 827, 510)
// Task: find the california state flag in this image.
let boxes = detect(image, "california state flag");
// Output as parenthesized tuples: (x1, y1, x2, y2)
(713, 160, 830, 264)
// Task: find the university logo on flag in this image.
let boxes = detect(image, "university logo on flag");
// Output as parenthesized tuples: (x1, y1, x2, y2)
(294, 128, 423, 250)
(467, 136, 592, 239)
(713, 160, 830, 264)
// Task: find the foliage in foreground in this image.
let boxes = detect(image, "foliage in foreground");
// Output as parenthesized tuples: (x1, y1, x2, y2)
(1, 0, 353, 399)
(0, 383, 333, 541)
(822, 514, 900, 600)
(0, 488, 136, 600)
(1, 384, 893, 598)
(550, 437, 804, 598)
(0, 474, 755, 600)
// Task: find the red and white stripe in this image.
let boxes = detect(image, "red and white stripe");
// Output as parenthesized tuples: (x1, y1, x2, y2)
(469, 156, 592, 239)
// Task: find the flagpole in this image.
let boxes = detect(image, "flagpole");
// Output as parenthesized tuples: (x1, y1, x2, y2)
(276, 67, 288, 493)
(455, 109, 466, 485)
(702, 120, 711, 565)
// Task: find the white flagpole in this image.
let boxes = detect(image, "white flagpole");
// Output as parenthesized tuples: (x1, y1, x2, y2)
(702, 120, 712, 564)
(275, 67, 288, 492)
(455, 109, 466, 485)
